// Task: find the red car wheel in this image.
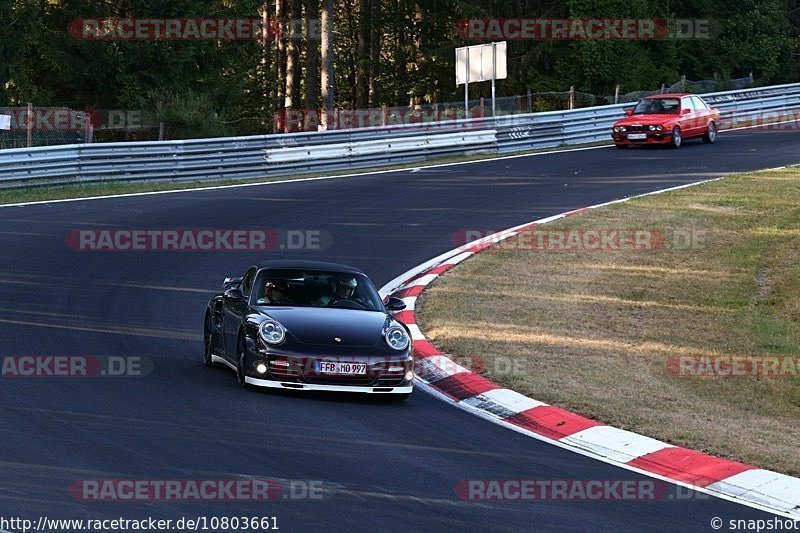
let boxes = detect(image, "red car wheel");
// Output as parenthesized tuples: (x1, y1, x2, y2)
(670, 126, 682, 149)
(703, 121, 717, 144)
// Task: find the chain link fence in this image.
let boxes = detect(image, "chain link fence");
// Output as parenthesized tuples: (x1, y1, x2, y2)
(611, 75, 754, 104)
(273, 76, 756, 132)
(0, 107, 90, 149)
(0, 107, 165, 148)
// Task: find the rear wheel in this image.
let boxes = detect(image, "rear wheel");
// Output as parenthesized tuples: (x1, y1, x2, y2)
(670, 126, 682, 149)
(703, 121, 717, 144)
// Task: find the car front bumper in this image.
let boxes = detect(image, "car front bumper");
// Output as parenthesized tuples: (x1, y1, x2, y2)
(244, 376, 413, 394)
(612, 131, 671, 145)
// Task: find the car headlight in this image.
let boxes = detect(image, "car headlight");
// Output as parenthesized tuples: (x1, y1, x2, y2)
(618, 126, 626, 132)
(259, 320, 286, 345)
(613, 126, 620, 132)
(656, 125, 663, 131)
(648, 125, 656, 131)
(384, 325, 410, 351)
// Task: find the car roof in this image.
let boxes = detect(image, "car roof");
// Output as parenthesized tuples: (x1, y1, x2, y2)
(643, 93, 692, 99)
(256, 260, 366, 275)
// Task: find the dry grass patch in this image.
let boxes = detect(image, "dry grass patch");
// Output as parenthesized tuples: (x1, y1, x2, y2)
(417, 167, 800, 475)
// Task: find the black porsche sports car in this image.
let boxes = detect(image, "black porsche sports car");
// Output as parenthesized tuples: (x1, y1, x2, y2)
(203, 260, 413, 400)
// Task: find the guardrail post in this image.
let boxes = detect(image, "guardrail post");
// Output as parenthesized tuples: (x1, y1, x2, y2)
(569, 86, 575, 110)
(84, 114, 94, 144)
(614, 85, 620, 104)
(26, 103, 33, 148)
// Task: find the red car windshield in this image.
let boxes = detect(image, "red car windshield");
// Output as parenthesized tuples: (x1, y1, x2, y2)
(632, 98, 681, 114)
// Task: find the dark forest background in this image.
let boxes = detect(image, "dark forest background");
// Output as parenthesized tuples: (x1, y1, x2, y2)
(2, 0, 798, 136)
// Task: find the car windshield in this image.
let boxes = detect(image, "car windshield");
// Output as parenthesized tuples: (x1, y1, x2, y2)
(631, 98, 680, 114)
(254, 268, 385, 311)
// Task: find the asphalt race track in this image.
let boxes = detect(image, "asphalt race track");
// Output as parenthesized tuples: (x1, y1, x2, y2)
(1, 128, 799, 532)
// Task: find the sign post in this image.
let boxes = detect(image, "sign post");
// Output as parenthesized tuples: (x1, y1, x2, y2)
(464, 50, 469, 118)
(491, 42, 497, 119)
(455, 42, 507, 121)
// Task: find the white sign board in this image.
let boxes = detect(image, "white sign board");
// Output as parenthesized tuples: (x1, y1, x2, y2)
(0, 115, 10, 131)
(455, 42, 507, 85)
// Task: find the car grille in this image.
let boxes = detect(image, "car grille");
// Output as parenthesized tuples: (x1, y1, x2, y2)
(267, 365, 300, 379)
(375, 376, 406, 386)
(266, 355, 407, 387)
(626, 125, 646, 132)
(305, 375, 377, 386)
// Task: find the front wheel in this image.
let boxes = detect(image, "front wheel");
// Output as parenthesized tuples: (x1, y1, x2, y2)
(670, 126, 682, 149)
(703, 121, 717, 144)
(203, 313, 216, 367)
(236, 340, 249, 388)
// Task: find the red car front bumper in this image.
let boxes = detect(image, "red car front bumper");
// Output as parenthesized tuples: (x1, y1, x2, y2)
(612, 131, 671, 146)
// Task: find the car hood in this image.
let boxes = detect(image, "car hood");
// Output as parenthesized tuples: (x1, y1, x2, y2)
(614, 114, 679, 126)
(257, 307, 391, 347)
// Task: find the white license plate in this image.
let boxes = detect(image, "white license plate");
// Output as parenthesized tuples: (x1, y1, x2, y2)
(627, 133, 647, 140)
(316, 362, 368, 375)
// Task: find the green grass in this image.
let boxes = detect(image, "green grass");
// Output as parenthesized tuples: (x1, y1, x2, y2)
(417, 166, 800, 475)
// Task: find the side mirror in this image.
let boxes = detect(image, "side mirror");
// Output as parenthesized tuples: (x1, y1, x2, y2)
(224, 288, 246, 301)
(625, 109, 633, 116)
(682, 108, 691, 115)
(223, 276, 243, 289)
(385, 297, 407, 312)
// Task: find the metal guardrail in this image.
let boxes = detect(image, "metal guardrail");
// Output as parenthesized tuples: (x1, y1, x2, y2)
(0, 130, 497, 188)
(1, 83, 799, 189)
(489, 82, 800, 153)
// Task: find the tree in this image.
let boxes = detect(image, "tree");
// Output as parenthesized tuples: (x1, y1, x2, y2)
(285, 0, 302, 113)
(321, 0, 335, 128)
(355, 0, 371, 108)
(305, 0, 321, 116)
(368, 0, 380, 106)
(275, 0, 287, 110)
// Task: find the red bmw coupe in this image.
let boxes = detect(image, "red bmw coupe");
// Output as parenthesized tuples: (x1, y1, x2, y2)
(612, 94, 720, 149)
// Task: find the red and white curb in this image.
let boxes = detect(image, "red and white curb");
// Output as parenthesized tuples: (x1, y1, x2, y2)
(379, 177, 800, 518)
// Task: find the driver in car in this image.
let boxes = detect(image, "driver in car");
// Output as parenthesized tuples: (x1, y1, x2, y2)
(315, 277, 359, 306)
(259, 280, 293, 305)
(650, 100, 665, 113)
